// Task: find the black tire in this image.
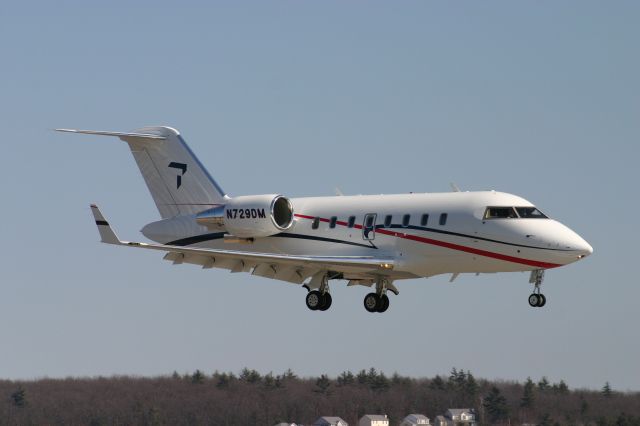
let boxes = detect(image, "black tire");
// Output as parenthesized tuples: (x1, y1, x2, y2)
(528, 293, 540, 308)
(538, 294, 546, 307)
(377, 294, 390, 313)
(306, 290, 322, 311)
(363, 293, 380, 313)
(319, 293, 332, 311)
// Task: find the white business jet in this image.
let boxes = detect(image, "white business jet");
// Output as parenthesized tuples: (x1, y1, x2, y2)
(58, 126, 592, 313)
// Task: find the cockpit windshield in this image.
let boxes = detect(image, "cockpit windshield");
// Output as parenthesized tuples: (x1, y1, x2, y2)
(515, 207, 548, 218)
(484, 207, 518, 219)
(484, 206, 548, 219)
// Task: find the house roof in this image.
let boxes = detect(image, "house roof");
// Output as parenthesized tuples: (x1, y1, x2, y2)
(446, 408, 472, 416)
(361, 414, 388, 420)
(314, 416, 348, 425)
(404, 414, 430, 421)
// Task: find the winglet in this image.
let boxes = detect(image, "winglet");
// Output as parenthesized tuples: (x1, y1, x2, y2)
(90, 204, 122, 245)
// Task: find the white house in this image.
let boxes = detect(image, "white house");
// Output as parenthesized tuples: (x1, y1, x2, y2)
(400, 414, 430, 425)
(445, 409, 476, 424)
(314, 416, 349, 426)
(359, 414, 389, 426)
(274, 423, 300, 426)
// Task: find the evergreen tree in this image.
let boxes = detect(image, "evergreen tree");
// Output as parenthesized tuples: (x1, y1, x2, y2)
(357, 369, 368, 385)
(314, 374, 331, 394)
(580, 396, 589, 418)
(556, 380, 569, 394)
(465, 371, 479, 399)
(538, 376, 550, 391)
(190, 370, 205, 384)
(11, 387, 27, 407)
(390, 372, 411, 386)
(448, 367, 459, 388)
(448, 367, 467, 390)
(282, 368, 297, 381)
(216, 372, 232, 389)
(430, 375, 446, 391)
(483, 386, 509, 423)
(337, 371, 355, 386)
(366, 367, 378, 385)
(539, 413, 552, 426)
(521, 377, 535, 408)
(240, 368, 262, 384)
(263, 372, 276, 389)
(602, 382, 613, 398)
(371, 371, 390, 393)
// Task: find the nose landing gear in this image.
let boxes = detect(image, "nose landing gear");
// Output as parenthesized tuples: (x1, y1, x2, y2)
(528, 269, 547, 308)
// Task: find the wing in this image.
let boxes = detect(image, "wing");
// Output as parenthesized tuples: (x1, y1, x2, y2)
(90, 205, 397, 285)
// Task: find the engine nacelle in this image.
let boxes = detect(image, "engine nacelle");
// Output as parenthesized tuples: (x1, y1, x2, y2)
(196, 194, 294, 238)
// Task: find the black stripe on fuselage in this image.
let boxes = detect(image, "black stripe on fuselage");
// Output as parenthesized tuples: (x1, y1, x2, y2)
(271, 233, 376, 249)
(166, 232, 376, 249)
(375, 224, 573, 252)
(164, 224, 565, 253)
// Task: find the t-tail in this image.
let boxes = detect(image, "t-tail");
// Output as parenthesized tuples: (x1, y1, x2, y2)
(56, 126, 228, 218)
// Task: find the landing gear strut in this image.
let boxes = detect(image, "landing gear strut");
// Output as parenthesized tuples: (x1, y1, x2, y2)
(305, 274, 332, 311)
(363, 278, 392, 313)
(528, 270, 547, 308)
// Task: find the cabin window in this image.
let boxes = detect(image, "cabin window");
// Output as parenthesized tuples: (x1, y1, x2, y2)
(515, 207, 548, 219)
(484, 207, 518, 219)
(329, 216, 337, 228)
(439, 213, 448, 225)
(312, 217, 320, 229)
(402, 214, 411, 227)
(347, 216, 356, 228)
(421, 213, 429, 226)
(384, 215, 392, 227)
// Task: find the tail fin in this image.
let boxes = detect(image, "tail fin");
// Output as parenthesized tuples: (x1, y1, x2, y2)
(58, 126, 228, 218)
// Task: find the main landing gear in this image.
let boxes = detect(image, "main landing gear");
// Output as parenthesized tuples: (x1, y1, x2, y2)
(363, 277, 392, 313)
(304, 274, 395, 313)
(305, 273, 332, 311)
(306, 290, 332, 311)
(528, 269, 547, 308)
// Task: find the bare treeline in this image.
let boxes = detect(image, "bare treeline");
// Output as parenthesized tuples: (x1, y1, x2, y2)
(1, 368, 638, 425)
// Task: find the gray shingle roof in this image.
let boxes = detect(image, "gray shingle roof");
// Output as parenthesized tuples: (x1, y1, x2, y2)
(362, 414, 388, 419)
(404, 414, 430, 421)
(314, 416, 349, 426)
(447, 408, 472, 416)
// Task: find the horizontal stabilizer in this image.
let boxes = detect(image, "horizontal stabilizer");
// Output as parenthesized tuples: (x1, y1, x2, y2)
(56, 128, 166, 140)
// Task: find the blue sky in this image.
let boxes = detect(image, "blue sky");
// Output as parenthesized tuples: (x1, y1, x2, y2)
(1, 1, 639, 390)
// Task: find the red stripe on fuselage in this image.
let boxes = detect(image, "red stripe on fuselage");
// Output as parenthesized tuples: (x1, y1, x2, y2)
(294, 213, 560, 269)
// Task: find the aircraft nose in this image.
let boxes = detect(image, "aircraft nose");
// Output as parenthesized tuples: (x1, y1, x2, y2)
(569, 233, 593, 259)
(578, 240, 593, 258)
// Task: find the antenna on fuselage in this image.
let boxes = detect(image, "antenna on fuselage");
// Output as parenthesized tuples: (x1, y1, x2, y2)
(450, 182, 462, 192)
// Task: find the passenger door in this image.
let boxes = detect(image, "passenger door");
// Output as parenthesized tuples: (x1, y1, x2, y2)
(362, 213, 377, 240)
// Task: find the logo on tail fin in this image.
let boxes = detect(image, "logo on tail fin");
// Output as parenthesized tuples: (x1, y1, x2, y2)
(168, 162, 187, 188)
